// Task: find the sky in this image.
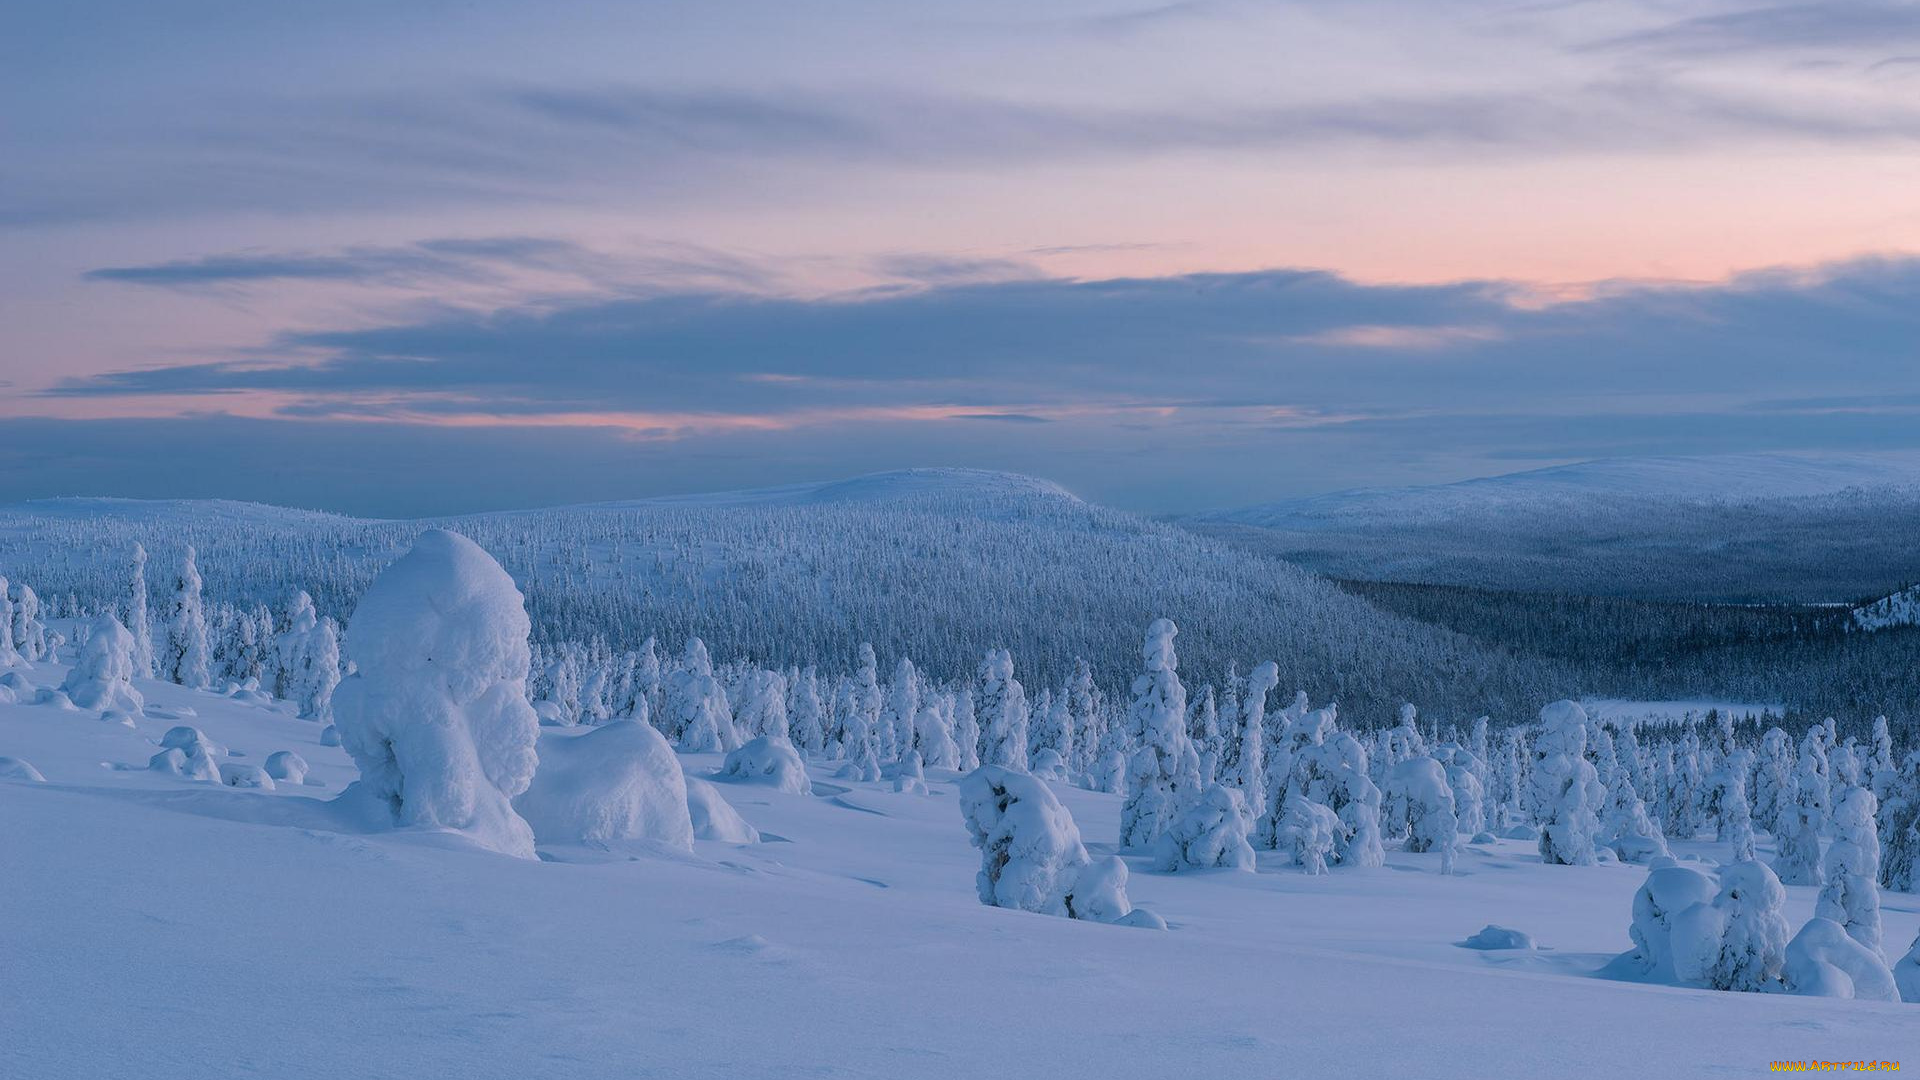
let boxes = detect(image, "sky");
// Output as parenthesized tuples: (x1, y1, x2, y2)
(6, 0, 1920, 516)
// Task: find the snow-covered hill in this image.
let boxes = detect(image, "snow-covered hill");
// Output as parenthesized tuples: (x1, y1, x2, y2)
(1853, 584, 1920, 632)
(1185, 453, 1920, 602)
(3, 656, 1913, 1079)
(0, 469, 1564, 727)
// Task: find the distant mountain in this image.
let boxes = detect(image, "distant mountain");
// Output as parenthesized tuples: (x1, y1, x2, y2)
(1183, 453, 1920, 603)
(0, 469, 1568, 726)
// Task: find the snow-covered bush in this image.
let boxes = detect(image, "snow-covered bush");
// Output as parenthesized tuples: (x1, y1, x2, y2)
(61, 615, 144, 715)
(1153, 783, 1255, 872)
(959, 765, 1134, 923)
(1895, 932, 1920, 1003)
(1626, 860, 1789, 992)
(1601, 767, 1671, 864)
(149, 726, 221, 782)
(1387, 756, 1458, 873)
(330, 530, 542, 859)
(1119, 618, 1199, 852)
(1463, 925, 1535, 950)
(1703, 861, 1792, 993)
(219, 762, 275, 790)
(1625, 864, 1718, 983)
(1277, 794, 1340, 875)
(514, 720, 693, 849)
(685, 776, 760, 842)
(1531, 700, 1604, 866)
(718, 735, 812, 795)
(893, 748, 929, 794)
(1783, 918, 1898, 1001)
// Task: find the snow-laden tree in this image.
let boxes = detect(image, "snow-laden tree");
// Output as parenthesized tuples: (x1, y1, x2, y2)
(61, 614, 144, 714)
(1879, 750, 1920, 893)
(1626, 864, 1719, 984)
(1305, 729, 1385, 868)
(1718, 761, 1757, 865)
(1630, 860, 1790, 992)
(1896, 931, 1920, 1003)
(1118, 619, 1199, 852)
(8, 582, 45, 662)
(952, 685, 981, 773)
(293, 617, 342, 722)
(1277, 794, 1340, 875)
(1188, 686, 1221, 785)
(275, 591, 319, 701)
(720, 735, 812, 794)
(664, 639, 738, 753)
(1029, 685, 1073, 772)
(1217, 660, 1276, 809)
(513, 721, 693, 850)
(1774, 728, 1830, 887)
(1444, 747, 1486, 836)
(1532, 700, 1605, 866)
(837, 644, 884, 762)
(1817, 783, 1884, 955)
(159, 546, 214, 688)
(878, 657, 919, 763)
(1066, 658, 1102, 775)
(126, 543, 154, 678)
(1602, 761, 1671, 864)
(1257, 697, 1327, 849)
(959, 765, 1137, 923)
(913, 695, 961, 770)
(1753, 727, 1795, 837)
(1703, 861, 1792, 993)
(1869, 716, 1897, 800)
(788, 667, 827, 755)
(733, 668, 790, 744)
(1153, 783, 1255, 872)
(330, 530, 542, 859)
(1387, 756, 1459, 873)
(976, 648, 1030, 770)
(0, 576, 14, 667)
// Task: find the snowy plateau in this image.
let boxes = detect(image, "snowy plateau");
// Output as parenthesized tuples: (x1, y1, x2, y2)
(3, 465, 1920, 1078)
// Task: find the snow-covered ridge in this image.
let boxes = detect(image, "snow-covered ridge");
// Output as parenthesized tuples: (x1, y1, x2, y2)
(1853, 585, 1920, 632)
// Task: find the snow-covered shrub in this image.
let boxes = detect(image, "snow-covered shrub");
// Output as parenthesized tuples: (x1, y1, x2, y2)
(959, 765, 1134, 923)
(1154, 783, 1255, 872)
(685, 776, 760, 843)
(1704, 861, 1792, 992)
(1625, 864, 1719, 983)
(1602, 767, 1671, 864)
(1895, 932, 1920, 1003)
(1277, 794, 1340, 875)
(893, 748, 929, 794)
(1463, 925, 1535, 950)
(1783, 918, 1898, 1001)
(0, 756, 47, 782)
(264, 751, 309, 784)
(319, 724, 341, 747)
(1029, 747, 1070, 782)
(330, 530, 542, 859)
(1531, 700, 1604, 866)
(219, 762, 275, 790)
(1118, 618, 1199, 852)
(1387, 756, 1458, 873)
(837, 739, 882, 782)
(1069, 855, 1144, 925)
(61, 615, 144, 714)
(1817, 784, 1884, 954)
(718, 735, 812, 795)
(514, 721, 693, 849)
(149, 726, 222, 782)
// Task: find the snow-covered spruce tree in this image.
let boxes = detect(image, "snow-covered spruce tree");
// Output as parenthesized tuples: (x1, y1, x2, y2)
(61, 614, 144, 714)
(1869, 716, 1896, 800)
(1257, 698, 1327, 848)
(1387, 756, 1459, 874)
(1774, 728, 1830, 887)
(878, 656, 919, 763)
(837, 644, 884, 762)
(1067, 658, 1102, 775)
(294, 617, 342, 722)
(1277, 794, 1340, 875)
(1305, 729, 1385, 868)
(913, 695, 961, 771)
(0, 577, 14, 666)
(158, 541, 213, 684)
(1444, 747, 1486, 837)
(330, 530, 541, 859)
(1879, 750, 1920, 893)
(1386, 703, 1427, 766)
(634, 636, 663, 722)
(977, 648, 1030, 770)
(1532, 700, 1605, 866)
(1706, 861, 1792, 993)
(1118, 619, 1200, 852)
(1029, 684, 1071, 772)
(1897, 931, 1920, 1003)
(1154, 783, 1256, 872)
(1754, 727, 1795, 837)
(1664, 730, 1702, 841)
(1626, 864, 1719, 983)
(787, 667, 827, 755)
(664, 638, 738, 753)
(1218, 660, 1277, 813)
(1832, 738, 1863, 789)
(1602, 757, 1671, 864)
(733, 668, 790, 744)
(1188, 686, 1221, 785)
(1718, 761, 1757, 865)
(959, 765, 1137, 923)
(9, 582, 45, 662)
(952, 685, 981, 773)
(275, 591, 319, 701)
(1817, 783, 1884, 956)
(126, 542, 154, 678)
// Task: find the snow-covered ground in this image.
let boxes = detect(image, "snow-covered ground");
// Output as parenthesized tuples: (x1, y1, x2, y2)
(4, 658, 1913, 1078)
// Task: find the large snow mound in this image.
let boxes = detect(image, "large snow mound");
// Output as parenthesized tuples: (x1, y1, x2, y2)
(515, 721, 694, 850)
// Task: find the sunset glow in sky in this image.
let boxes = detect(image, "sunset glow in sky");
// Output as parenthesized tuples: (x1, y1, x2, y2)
(7, 0, 1920, 514)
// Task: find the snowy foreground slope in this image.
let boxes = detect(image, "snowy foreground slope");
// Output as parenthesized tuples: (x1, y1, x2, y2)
(4, 664, 1914, 1078)
(1187, 452, 1920, 601)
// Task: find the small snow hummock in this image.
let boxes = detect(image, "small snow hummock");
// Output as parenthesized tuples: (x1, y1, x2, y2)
(0, 756, 47, 782)
(685, 776, 760, 843)
(219, 762, 276, 790)
(62, 615, 145, 715)
(264, 751, 309, 784)
(330, 530, 542, 860)
(1462, 925, 1536, 950)
(959, 765, 1153, 926)
(1783, 917, 1899, 1002)
(1153, 783, 1255, 873)
(319, 725, 342, 748)
(513, 720, 693, 850)
(718, 736, 812, 795)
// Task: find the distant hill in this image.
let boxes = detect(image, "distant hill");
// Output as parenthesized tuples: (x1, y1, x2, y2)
(1183, 453, 1920, 603)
